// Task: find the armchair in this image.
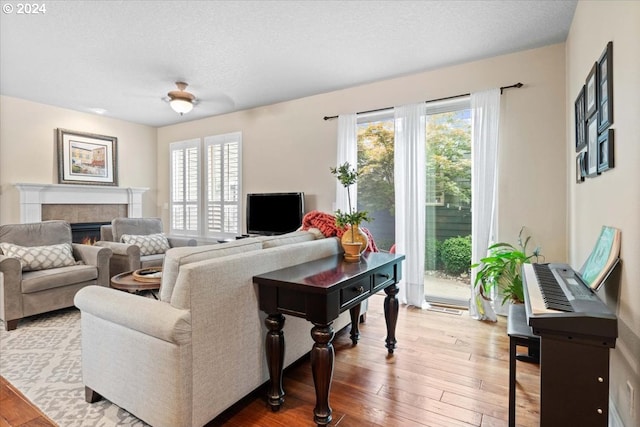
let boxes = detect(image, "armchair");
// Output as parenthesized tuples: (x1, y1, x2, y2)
(0, 220, 112, 331)
(95, 217, 196, 277)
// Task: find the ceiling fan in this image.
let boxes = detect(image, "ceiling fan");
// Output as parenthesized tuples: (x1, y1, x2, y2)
(166, 82, 196, 115)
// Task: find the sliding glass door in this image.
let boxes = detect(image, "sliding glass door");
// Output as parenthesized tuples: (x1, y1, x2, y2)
(424, 104, 471, 306)
(357, 99, 472, 307)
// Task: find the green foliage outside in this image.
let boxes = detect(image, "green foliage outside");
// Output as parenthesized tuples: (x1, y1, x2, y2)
(439, 235, 472, 275)
(357, 112, 471, 216)
(426, 113, 471, 206)
(357, 122, 396, 216)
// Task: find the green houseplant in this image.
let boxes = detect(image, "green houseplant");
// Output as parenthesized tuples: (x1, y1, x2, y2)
(330, 162, 372, 261)
(472, 227, 542, 304)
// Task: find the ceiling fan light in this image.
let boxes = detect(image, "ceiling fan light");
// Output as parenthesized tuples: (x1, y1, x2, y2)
(167, 81, 196, 115)
(170, 98, 194, 115)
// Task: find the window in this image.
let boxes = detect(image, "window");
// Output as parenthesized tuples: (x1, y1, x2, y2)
(170, 139, 200, 235)
(169, 132, 242, 239)
(204, 133, 241, 237)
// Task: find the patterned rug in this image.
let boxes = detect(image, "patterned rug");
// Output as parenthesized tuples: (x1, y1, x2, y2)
(0, 307, 148, 426)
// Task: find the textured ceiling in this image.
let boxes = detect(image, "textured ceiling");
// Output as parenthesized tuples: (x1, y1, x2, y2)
(0, 1, 577, 127)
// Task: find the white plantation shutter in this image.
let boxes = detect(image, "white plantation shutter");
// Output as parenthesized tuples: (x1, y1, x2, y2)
(170, 139, 200, 235)
(169, 133, 242, 239)
(204, 132, 241, 237)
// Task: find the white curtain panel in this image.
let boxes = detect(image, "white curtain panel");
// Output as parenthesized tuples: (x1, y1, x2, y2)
(394, 103, 427, 308)
(469, 88, 501, 321)
(335, 114, 358, 212)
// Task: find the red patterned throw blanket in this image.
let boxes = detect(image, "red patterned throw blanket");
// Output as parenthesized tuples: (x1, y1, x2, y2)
(301, 210, 379, 253)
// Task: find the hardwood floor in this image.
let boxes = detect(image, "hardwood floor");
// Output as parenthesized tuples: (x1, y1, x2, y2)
(1, 293, 540, 426)
(210, 293, 540, 426)
(0, 376, 55, 427)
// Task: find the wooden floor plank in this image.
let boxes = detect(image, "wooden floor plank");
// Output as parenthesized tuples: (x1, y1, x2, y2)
(0, 376, 56, 427)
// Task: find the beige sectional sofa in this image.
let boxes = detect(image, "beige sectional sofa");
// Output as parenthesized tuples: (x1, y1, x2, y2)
(74, 231, 356, 427)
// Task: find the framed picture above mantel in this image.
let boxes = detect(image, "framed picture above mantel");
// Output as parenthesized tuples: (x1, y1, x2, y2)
(57, 128, 118, 186)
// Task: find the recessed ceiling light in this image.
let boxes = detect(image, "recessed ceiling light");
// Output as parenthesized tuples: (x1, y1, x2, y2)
(89, 108, 107, 115)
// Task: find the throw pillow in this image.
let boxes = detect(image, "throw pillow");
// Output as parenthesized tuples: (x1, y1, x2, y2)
(121, 233, 170, 256)
(0, 242, 77, 272)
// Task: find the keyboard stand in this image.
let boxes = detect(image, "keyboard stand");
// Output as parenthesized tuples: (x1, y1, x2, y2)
(508, 303, 540, 363)
(507, 303, 539, 427)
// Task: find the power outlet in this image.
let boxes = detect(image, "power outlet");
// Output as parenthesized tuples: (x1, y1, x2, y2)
(627, 381, 635, 417)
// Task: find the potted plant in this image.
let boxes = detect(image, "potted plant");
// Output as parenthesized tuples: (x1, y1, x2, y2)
(330, 162, 372, 262)
(471, 227, 543, 305)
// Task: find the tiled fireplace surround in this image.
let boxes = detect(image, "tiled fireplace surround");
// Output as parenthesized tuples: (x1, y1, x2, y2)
(15, 183, 148, 241)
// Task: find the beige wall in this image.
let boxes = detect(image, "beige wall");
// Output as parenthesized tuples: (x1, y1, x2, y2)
(158, 43, 568, 261)
(0, 96, 158, 224)
(566, 1, 640, 425)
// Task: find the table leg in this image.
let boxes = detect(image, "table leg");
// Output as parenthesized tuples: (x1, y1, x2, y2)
(265, 314, 285, 411)
(384, 283, 399, 354)
(349, 303, 361, 345)
(311, 323, 334, 426)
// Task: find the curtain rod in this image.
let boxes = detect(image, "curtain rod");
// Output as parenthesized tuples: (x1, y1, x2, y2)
(322, 82, 524, 121)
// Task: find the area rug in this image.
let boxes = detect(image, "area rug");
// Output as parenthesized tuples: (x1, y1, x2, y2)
(0, 307, 148, 426)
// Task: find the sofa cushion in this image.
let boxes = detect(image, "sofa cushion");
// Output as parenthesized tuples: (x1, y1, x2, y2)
(0, 242, 77, 272)
(160, 238, 263, 302)
(0, 220, 72, 247)
(121, 233, 170, 256)
(21, 264, 97, 293)
(257, 231, 318, 249)
(112, 217, 163, 242)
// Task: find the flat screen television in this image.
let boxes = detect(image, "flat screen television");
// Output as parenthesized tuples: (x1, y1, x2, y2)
(246, 192, 305, 235)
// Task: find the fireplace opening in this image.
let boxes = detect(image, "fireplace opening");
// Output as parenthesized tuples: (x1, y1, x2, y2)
(70, 222, 110, 245)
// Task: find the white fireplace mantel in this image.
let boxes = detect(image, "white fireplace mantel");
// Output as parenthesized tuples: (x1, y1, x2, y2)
(15, 183, 149, 223)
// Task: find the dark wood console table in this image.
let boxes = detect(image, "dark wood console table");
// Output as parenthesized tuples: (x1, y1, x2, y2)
(254, 252, 405, 426)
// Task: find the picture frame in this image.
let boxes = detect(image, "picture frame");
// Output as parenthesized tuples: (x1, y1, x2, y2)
(57, 128, 118, 186)
(585, 62, 598, 118)
(586, 114, 599, 177)
(597, 129, 615, 173)
(576, 152, 585, 183)
(597, 41, 613, 132)
(574, 85, 586, 152)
